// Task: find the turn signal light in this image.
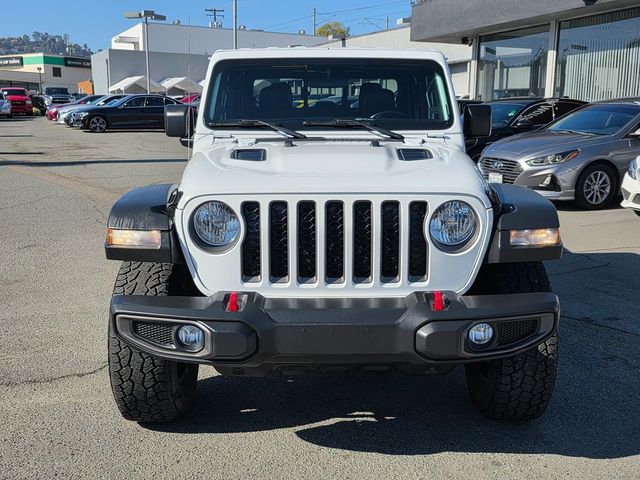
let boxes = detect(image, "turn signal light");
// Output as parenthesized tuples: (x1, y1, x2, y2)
(106, 228, 161, 249)
(510, 228, 561, 247)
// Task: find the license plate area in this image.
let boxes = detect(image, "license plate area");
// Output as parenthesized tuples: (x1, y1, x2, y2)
(488, 172, 503, 183)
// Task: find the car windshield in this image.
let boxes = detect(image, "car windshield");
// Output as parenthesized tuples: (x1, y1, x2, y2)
(205, 58, 454, 132)
(547, 104, 640, 136)
(489, 102, 527, 128)
(45, 88, 69, 95)
(3, 89, 27, 96)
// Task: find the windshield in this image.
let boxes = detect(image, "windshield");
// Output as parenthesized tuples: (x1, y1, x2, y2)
(45, 87, 70, 95)
(2, 89, 27, 96)
(547, 104, 640, 135)
(489, 102, 527, 128)
(205, 58, 454, 131)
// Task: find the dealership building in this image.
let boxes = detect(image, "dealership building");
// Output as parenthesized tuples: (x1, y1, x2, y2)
(322, 21, 472, 97)
(0, 53, 92, 93)
(411, 0, 640, 102)
(91, 23, 325, 95)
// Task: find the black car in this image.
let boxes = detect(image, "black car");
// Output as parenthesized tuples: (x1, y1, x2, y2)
(73, 94, 180, 133)
(465, 97, 586, 160)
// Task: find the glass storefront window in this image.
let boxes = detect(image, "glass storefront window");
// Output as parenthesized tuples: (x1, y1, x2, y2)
(555, 8, 640, 102)
(477, 25, 549, 101)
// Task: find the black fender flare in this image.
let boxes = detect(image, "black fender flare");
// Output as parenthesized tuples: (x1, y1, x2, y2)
(487, 184, 563, 263)
(105, 183, 185, 264)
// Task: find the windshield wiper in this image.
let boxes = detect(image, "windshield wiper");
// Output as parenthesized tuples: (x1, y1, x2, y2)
(211, 119, 307, 139)
(303, 119, 405, 141)
(552, 129, 597, 136)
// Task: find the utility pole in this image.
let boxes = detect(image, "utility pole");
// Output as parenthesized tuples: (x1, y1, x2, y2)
(205, 8, 224, 27)
(312, 8, 317, 36)
(233, 0, 238, 49)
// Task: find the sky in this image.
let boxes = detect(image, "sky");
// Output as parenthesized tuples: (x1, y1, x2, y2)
(2, 0, 414, 52)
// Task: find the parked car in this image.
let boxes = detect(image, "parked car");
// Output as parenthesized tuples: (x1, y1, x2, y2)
(466, 97, 586, 160)
(42, 86, 74, 106)
(73, 94, 180, 132)
(621, 156, 640, 217)
(0, 87, 32, 116)
(56, 94, 112, 124)
(105, 47, 564, 424)
(479, 99, 640, 209)
(64, 95, 128, 126)
(180, 93, 200, 104)
(0, 91, 12, 118)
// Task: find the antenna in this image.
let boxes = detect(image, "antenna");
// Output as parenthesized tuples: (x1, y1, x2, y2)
(205, 7, 224, 27)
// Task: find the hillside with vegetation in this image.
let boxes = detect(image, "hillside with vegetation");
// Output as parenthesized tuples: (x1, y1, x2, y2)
(0, 32, 92, 57)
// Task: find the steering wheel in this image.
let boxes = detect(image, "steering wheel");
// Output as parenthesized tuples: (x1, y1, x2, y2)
(370, 111, 412, 120)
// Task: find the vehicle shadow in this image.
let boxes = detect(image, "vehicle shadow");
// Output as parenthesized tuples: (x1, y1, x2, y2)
(143, 249, 640, 459)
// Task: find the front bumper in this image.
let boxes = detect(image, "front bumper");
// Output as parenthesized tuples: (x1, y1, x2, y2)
(10, 103, 31, 114)
(111, 291, 559, 375)
(621, 173, 640, 212)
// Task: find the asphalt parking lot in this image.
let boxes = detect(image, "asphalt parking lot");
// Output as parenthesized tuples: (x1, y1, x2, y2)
(1, 117, 639, 479)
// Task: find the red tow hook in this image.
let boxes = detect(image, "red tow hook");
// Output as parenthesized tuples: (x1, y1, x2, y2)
(432, 290, 445, 312)
(226, 291, 239, 312)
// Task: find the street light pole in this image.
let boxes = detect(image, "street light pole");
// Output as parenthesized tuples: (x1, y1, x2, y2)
(36, 67, 42, 93)
(233, 0, 238, 49)
(144, 16, 151, 93)
(124, 10, 166, 94)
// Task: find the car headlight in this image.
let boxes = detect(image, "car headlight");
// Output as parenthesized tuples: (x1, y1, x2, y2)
(44, 96, 53, 105)
(193, 201, 240, 247)
(629, 158, 638, 180)
(76, 111, 89, 119)
(526, 150, 579, 166)
(429, 201, 476, 248)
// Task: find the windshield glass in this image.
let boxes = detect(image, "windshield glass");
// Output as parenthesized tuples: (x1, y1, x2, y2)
(3, 89, 27, 96)
(489, 102, 527, 128)
(45, 87, 69, 95)
(547, 104, 640, 135)
(205, 58, 454, 131)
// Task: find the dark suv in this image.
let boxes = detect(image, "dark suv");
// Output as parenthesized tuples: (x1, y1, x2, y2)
(466, 97, 586, 160)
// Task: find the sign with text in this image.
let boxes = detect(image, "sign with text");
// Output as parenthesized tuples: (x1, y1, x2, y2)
(0, 56, 23, 67)
(64, 57, 91, 68)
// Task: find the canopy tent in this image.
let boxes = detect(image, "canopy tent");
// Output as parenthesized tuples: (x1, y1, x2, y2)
(108, 76, 166, 94)
(160, 77, 203, 96)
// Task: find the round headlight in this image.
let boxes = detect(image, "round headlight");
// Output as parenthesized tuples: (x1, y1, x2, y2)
(429, 200, 476, 247)
(193, 201, 240, 247)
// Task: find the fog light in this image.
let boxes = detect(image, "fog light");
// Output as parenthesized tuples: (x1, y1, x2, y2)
(468, 323, 494, 345)
(177, 325, 205, 352)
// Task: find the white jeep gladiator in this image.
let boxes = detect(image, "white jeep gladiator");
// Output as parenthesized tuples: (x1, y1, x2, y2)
(105, 48, 563, 423)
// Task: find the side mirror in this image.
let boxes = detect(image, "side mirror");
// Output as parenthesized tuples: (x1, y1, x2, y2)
(463, 104, 492, 138)
(164, 103, 189, 138)
(513, 118, 534, 130)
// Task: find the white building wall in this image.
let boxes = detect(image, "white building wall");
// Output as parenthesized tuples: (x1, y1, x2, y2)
(111, 23, 324, 55)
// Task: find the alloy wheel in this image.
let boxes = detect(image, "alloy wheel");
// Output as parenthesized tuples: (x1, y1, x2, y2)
(583, 170, 611, 206)
(89, 117, 107, 133)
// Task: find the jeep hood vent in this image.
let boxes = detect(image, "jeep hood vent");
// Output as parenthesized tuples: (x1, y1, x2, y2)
(396, 148, 433, 161)
(231, 148, 267, 161)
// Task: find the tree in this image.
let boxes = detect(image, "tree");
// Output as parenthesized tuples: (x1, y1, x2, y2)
(317, 21, 350, 38)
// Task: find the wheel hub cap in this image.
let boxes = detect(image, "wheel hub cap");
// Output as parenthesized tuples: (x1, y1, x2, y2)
(584, 171, 611, 205)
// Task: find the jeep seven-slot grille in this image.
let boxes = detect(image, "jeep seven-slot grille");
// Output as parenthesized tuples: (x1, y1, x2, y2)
(240, 199, 429, 285)
(479, 157, 524, 184)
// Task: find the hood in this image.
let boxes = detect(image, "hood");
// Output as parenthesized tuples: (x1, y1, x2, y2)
(178, 139, 490, 208)
(484, 130, 614, 159)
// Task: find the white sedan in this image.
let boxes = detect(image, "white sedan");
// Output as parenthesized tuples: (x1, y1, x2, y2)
(621, 156, 640, 217)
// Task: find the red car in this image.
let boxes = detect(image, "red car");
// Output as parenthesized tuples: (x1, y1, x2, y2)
(180, 93, 200, 104)
(0, 87, 32, 115)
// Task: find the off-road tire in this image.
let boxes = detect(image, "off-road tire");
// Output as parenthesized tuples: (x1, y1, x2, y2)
(465, 262, 558, 421)
(108, 262, 199, 422)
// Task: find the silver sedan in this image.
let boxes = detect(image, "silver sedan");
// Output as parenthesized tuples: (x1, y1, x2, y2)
(479, 100, 640, 209)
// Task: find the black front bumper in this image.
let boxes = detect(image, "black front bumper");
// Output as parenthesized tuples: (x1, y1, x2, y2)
(110, 291, 559, 375)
